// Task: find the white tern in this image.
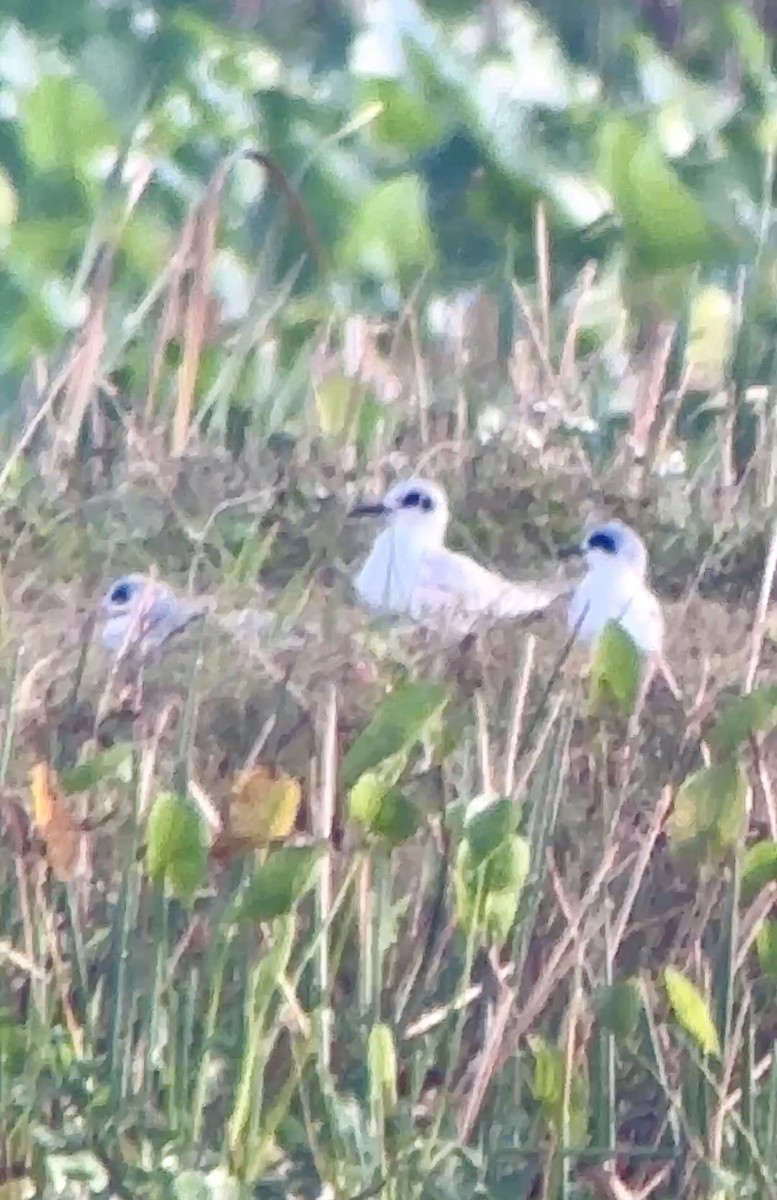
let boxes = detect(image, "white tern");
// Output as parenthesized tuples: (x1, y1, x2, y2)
(350, 477, 566, 634)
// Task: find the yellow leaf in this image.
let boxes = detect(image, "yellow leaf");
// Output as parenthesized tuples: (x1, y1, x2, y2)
(228, 765, 302, 847)
(29, 762, 88, 882)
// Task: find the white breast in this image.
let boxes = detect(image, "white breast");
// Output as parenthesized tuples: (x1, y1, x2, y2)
(568, 570, 663, 656)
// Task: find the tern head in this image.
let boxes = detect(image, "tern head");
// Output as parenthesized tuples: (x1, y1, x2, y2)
(99, 573, 203, 656)
(350, 477, 450, 543)
(561, 520, 649, 578)
(100, 573, 154, 619)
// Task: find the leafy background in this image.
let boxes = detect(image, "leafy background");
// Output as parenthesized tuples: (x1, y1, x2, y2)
(2, 0, 777, 1197)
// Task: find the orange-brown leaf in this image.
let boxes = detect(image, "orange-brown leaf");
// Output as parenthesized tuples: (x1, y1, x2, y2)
(228, 764, 302, 847)
(29, 762, 89, 882)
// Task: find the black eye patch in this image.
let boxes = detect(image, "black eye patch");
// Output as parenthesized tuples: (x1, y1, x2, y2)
(401, 490, 433, 511)
(110, 582, 133, 605)
(587, 531, 617, 554)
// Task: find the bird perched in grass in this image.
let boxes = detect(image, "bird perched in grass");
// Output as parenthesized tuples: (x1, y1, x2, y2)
(561, 519, 681, 698)
(349, 477, 567, 635)
(99, 574, 209, 659)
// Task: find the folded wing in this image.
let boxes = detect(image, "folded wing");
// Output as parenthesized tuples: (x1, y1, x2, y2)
(412, 548, 568, 626)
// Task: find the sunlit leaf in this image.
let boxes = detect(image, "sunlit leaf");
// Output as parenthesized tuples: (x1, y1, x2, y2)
(589, 620, 642, 716)
(228, 764, 302, 846)
(23, 75, 114, 173)
(338, 173, 435, 280)
(742, 840, 777, 905)
(368, 1022, 398, 1113)
(146, 791, 207, 902)
(668, 762, 748, 865)
(359, 79, 444, 153)
(30, 762, 88, 882)
(756, 919, 777, 981)
(236, 845, 324, 923)
(341, 681, 448, 789)
(707, 685, 777, 759)
(348, 772, 420, 843)
(598, 116, 710, 269)
(663, 966, 721, 1057)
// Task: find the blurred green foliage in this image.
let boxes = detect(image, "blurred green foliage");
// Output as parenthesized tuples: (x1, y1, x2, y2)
(1, 0, 776, 454)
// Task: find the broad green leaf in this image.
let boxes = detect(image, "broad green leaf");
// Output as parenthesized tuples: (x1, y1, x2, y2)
(369, 789, 421, 844)
(455, 835, 529, 942)
(368, 1022, 398, 1112)
(463, 794, 516, 865)
(589, 620, 642, 716)
(663, 966, 720, 1057)
(707, 685, 777, 758)
(338, 173, 435, 280)
(596, 979, 642, 1039)
(60, 744, 133, 793)
(341, 681, 448, 789)
(726, 4, 770, 82)
(598, 116, 710, 269)
(668, 762, 748, 864)
(146, 792, 207, 902)
(756, 919, 777, 981)
(236, 846, 324, 923)
(742, 840, 777, 905)
(348, 772, 421, 843)
(23, 75, 114, 173)
(348, 771, 387, 827)
(360, 79, 444, 153)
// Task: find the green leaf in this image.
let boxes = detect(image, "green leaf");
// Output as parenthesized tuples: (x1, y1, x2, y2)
(23, 75, 114, 173)
(367, 1022, 398, 1113)
(454, 835, 530, 943)
(596, 979, 642, 1039)
(359, 79, 444, 153)
(529, 1034, 564, 1113)
(236, 846, 324, 923)
(707, 685, 777, 759)
(756, 919, 777, 981)
(463, 794, 516, 865)
(341, 681, 448, 789)
(369, 789, 421, 844)
(145, 792, 207, 902)
(589, 620, 642, 716)
(338, 173, 435, 280)
(663, 966, 721, 1057)
(60, 744, 133, 793)
(668, 762, 748, 865)
(348, 772, 421, 843)
(598, 116, 710, 270)
(314, 374, 362, 440)
(742, 840, 777, 905)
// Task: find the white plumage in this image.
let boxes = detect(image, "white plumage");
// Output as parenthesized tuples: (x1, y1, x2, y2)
(351, 477, 566, 635)
(99, 574, 207, 658)
(566, 520, 664, 656)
